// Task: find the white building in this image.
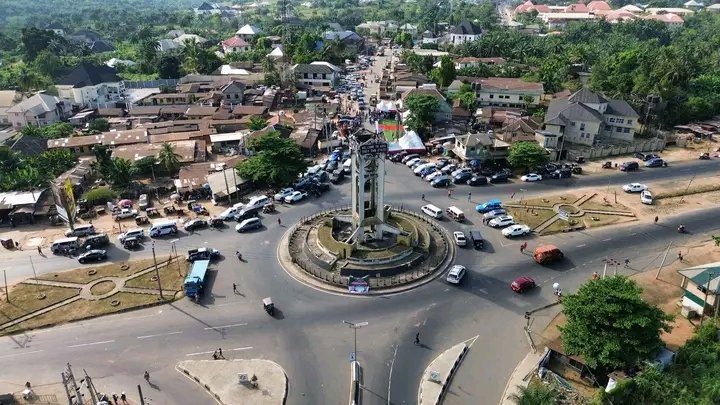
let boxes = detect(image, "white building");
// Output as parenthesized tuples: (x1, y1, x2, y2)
(236, 24, 262, 41)
(56, 63, 125, 107)
(6, 93, 71, 129)
(448, 20, 482, 46)
(293, 63, 339, 89)
(471, 77, 544, 108)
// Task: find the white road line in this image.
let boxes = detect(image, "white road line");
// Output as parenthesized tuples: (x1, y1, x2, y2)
(576, 244, 587, 248)
(137, 331, 183, 340)
(67, 340, 115, 348)
(203, 323, 247, 330)
(229, 346, 253, 352)
(185, 347, 252, 356)
(602, 238, 612, 242)
(0, 350, 43, 359)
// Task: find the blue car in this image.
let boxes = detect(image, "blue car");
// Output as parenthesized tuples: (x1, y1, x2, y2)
(453, 172, 473, 184)
(475, 199, 502, 213)
(419, 166, 437, 177)
(431, 176, 451, 188)
(644, 158, 665, 167)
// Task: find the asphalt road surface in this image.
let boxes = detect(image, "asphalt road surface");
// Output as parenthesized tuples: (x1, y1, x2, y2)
(1, 158, 718, 405)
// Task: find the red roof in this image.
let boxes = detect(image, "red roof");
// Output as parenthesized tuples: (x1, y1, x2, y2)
(222, 36, 249, 48)
(587, 1, 612, 12)
(515, 0, 535, 13)
(565, 1, 588, 12)
(534, 4, 551, 12)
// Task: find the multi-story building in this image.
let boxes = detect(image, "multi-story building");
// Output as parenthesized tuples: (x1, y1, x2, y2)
(6, 93, 71, 129)
(448, 20, 482, 46)
(56, 63, 125, 107)
(293, 63, 340, 89)
(471, 77, 544, 108)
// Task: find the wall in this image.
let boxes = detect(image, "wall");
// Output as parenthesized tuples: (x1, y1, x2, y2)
(566, 138, 666, 160)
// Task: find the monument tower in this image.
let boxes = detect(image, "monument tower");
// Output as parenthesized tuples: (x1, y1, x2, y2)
(349, 129, 389, 243)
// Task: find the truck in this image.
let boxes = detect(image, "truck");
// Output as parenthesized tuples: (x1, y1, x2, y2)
(184, 259, 210, 301)
(186, 247, 220, 262)
(533, 245, 564, 265)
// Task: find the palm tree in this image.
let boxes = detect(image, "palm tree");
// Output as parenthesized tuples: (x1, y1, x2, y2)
(157, 142, 181, 174)
(181, 38, 201, 74)
(248, 116, 269, 131)
(107, 158, 137, 189)
(509, 381, 560, 405)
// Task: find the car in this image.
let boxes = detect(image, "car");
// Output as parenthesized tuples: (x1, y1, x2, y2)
(418, 165, 438, 177)
(410, 159, 429, 170)
(644, 158, 665, 167)
(635, 152, 660, 161)
(330, 170, 346, 183)
(390, 152, 408, 162)
(453, 231, 467, 246)
(113, 208, 138, 219)
(285, 191, 308, 204)
(488, 215, 515, 228)
(446, 265, 466, 284)
(465, 176, 487, 186)
(401, 153, 420, 164)
(483, 209, 507, 220)
(233, 207, 260, 221)
(441, 164, 458, 174)
(489, 173, 509, 183)
(325, 160, 340, 172)
(424, 170, 443, 181)
(81, 233, 110, 250)
(78, 249, 107, 264)
(187, 247, 221, 262)
(549, 168, 572, 179)
(619, 161, 639, 172)
(622, 183, 647, 193)
(183, 218, 208, 231)
(236, 217, 262, 232)
(274, 188, 295, 201)
(521, 173, 543, 182)
(475, 199, 502, 213)
(451, 167, 472, 177)
(453, 171, 473, 184)
(405, 157, 422, 167)
(118, 228, 145, 243)
(139, 194, 150, 210)
(699, 152, 711, 160)
(511, 276, 536, 293)
(431, 176, 451, 188)
(640, 190, 654, 205)
(436, 158, 449, 168)
(502, 224, 531, 237)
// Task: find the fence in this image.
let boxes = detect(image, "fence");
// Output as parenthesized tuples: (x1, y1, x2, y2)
(566, 138, 666, 161)
(123, 79, 180, 89)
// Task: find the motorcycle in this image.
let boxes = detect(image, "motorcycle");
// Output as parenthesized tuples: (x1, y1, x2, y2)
(677, 225, 686, 233)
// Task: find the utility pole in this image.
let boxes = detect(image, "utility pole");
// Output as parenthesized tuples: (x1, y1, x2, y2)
(343, 320, 368, 362)
(3, 269, 7, 302)
(680, 174, 696, 203)
(61, 363, 84, 405)
(82, 369, 99, 404)
(222, 168, 232, 204)
(700, 272, 715, 326)
(655, 241, 673, 279)
(151, 242, 164, 299)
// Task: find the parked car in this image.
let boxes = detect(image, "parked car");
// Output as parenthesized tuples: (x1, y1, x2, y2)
(640, 190, 654, 205)
(80, 233, 110, 250)
(622, 183, 647, 193)
(644, 158, 665, 167)
(285, 191, 308, 204)
(467, 176, 488, 186)
(401, 153, 420, 164)
(390, 151, 408, 162)
(489, 173, 509, 183)
(441, 164, 458, 174)
(520, 173, 543, 182)
(488, 215, 515, 228)
(436, 158, 449, 168)
(274, 188, 295, 202)
(330, 170, 346, 183)
(511, 276, 536, 293)
(453, 231, 467, 246)
(235, 217, 262, 232)
(78, 249, 107, 264)
(451, 167, 472, 177)
(139, 194, 150, 210)
(476, 199, 502, 213)
(418, 166, 438, 178)
(183, 218, 209, 231)
(619, 161, 639, 172)
(635, 152, 660, 161)
(453, 172, 473, 184)
(233, 207, 260, 222)
(431, 176, 451, 188)
(410, 159, 429, 170)
(113, 208, 138, 219)
(187, 247, 220, 262)
(502, 224, 531, 237)
(424, 170, 443, 182)
(446, 265, 466, 284)
(482, 209, 507, 220)
(118, 228, 145, 243)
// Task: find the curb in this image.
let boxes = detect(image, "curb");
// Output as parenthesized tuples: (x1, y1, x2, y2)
(417, 343, 468, 405)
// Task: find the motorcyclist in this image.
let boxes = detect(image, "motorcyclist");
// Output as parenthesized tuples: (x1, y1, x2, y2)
(236, 250, 242, 260)
(678, 224, 686, 233)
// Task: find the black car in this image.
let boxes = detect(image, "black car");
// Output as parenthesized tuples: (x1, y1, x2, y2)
(489, 173, 509, 183)
(619, 161, 639, 172)
(431, 177, 451, 188)
(467, 176, 488, 186)
(436, 158, 450, 168)
(81, 233, 110, 250)
(549, 168, 572, 179)
(401, 153, 421, 164)
(233, 207, 260, 222)
(325, 160, 339, 172)
(183, 218, 209, 231)
(310, 182, 331, 196)
(453, 172, 473, 184)
(330, 169, 345, 183)
(294, 178, 319, 191)
(390, 152, 407, 162)
(78, 249, 107, 264)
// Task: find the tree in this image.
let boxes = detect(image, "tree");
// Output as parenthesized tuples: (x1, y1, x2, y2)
(106, 157, 137, 189)
(262, 57, 281, 86)
(430, 55, 457, 88)
(40, 122, 74, 139)
(181, 38, 201, 74)
(88, 118, 110, 133)
(236, 131, 308, 187)
(560, 276, 673, 370)
(457, 84, 477, 110)
(248, 116, 269, 131)
(158, 53, 183, 78)
(157, 142, 181, 174)
(405, 95, 440, 126)
(393, 32, 413, 48)
(82, 187, 117, 206)
(510, 380, 561, 405)
(507, 142, 549, 171)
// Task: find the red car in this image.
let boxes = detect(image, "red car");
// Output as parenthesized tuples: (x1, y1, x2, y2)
(511, 276, 536, 293)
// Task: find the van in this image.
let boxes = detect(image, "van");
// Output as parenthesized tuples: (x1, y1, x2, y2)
(533, 244, 564, 264)
(244, 195, 272, 211)
(421, 204, 443, 219)
(51, 237, 80, 254)
(343, 159, 352, 174)
(119, 228, 145, 243)
(65, 224, 96, 237)
(235, 217, 262, 232)
(446, 206, 465, 222)
(149, 220, 178, 238)
(81, 233, 110, 250)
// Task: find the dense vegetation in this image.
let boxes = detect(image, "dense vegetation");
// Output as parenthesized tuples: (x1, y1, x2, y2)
(0, 146, 77, 191)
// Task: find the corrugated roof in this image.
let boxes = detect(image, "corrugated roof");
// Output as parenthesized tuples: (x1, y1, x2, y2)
(475, 77, 544, 92)
(568, 88, 607, 104)
(450, 20, 482, 36)
(57, 63, 121, 88)
(606, 99, 639, 118)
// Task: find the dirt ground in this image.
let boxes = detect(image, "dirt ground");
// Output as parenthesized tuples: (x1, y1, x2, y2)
(581, 142, 719, 174)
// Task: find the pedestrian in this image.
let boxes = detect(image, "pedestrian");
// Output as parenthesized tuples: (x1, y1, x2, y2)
(120, 392, 127, 403)
(448, 190, 452, 199)
(232, 283, 238, 294)
(277, 217, 282, 226)
(654, 216, 658, 224)
(468, 192, 471, 201)
(421, 193, 425, 201)
(415, 332, 420, 345)
(213, 351, 218, 360)
(592, 272, 599, 280)
(112, 393, 118, 404)
(678, 251, 684, 262)
(14, 241, 19, 250)
(624, 257, 630, 268)
(218, 347, 224, 359)
(37, 246, 42, 255)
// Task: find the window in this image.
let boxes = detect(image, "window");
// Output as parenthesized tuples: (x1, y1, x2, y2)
(617, 118, 624, 124)
(627, 120, 632, 125)
(226, 94, 231, 99)
(235, 94, 239, 99)
(623, 128, 630, 133)
(579, 123, 585, 131)
(605, 125, 611, 131)
(303, 73, 309, 79)
(489, 95, 494, 99)
(609, 118, 615, 123)
(571, 121, 576, 126)
(616, 127, 622, 132)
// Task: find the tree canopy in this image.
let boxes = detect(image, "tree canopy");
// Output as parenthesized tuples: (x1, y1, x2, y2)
(507, 142, 549, 171)
(235, 131, 308, 187)
(157, 142, 181, 173)
(560, 276, 673, 370)
(404, 94, 440, 135)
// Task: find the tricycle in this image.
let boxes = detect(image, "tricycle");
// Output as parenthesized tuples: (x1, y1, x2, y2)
(163, 205, 176, 214)
(262, 203, 275, 214)
(146, 207, 159, 217)
(208, 217, 224, 228)
(135, 215, 149, 225)
(601, 161, 612, 169)
(262, 297, 275, 316)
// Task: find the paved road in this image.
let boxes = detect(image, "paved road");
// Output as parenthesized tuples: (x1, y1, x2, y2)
(1, 159, 718, 404)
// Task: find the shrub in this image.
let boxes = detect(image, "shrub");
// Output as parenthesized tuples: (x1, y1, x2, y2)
(82, 187, 117, 206)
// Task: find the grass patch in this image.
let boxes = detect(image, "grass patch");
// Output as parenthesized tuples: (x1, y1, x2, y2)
(0, 284, 80, 325)
(90, 280, 116, 296)
(504, 207, 557, 229)
(656, 183, 720, 199)
(125, 259, 186, 291)
(3, 292, 171, 334)
(580, 197, 632, 212)
(36, 258, 157, 284)
(520, 194, 579, 207)
(352, 244, 410, 259)
(583, 213, 637, 228)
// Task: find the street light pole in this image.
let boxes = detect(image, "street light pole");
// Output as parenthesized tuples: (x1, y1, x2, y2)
(343, 320, 368, 361)
(151, 242, 164, 299)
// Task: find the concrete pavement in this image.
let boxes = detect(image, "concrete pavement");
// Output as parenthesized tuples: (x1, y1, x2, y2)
(498, 350, 544, 405)
(418, 339, 474, 405)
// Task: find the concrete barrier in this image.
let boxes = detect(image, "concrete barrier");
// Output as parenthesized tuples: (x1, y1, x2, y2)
(349, 361, 361, 405)
(417, 343, 469, 405)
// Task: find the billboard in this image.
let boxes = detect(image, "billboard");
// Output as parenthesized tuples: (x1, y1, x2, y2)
(52, 179, 76, 226)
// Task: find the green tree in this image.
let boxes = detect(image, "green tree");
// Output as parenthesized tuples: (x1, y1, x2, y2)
(507, 142, 549, 171)
(262, 57, 281, 86)
(82, 187, 117, 206)
(509, 379, 560, 405)
(560, 276, 673, 370)
(158, 53, 183, 78)
(393, 32, 413, 48)
(41, 122, 74, 139)
(88, 118, 110, 132)
(236, 131, 308, 187)
(248, 116, 269, 131)
(181, 38, 201, 74)
(106, 157, 137, 189)
(430, 55, 457, 88)
(457, 84, 477, 110)
(157, 142, 181, 174)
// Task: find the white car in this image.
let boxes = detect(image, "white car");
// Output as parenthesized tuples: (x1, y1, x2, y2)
(453, 231, 467, 246)
(284, 191, 308, 204)
(451, 167, 472, 177)
(113, 208, 137, 219)
(622, 183, 648, 193)
(521, 173, 542, 182)
(424, 170, 443, 181)
(405, 157, 422, 167)
(446, 265, 466, 284)
(489, 215, 515, 228)
(483, 209, 507, 220)
(274, 188, 295, 202)
(640, 190, 654, 205)
(413, 163, 436, 175)
(502, 224, 531, 238)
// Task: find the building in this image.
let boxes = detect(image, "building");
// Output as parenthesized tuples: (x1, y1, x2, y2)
(356, 21, 398, 37)
(221, 36, 251, 54)
(6, 93, 70, 129)
(643, 13, 685, 26)
(0, 90, 25, 126)
(402, 86, 452, 124)
(472, 77, 544, 108)
(236, 24, 262, 41)
(678, 261, 720, 316)
(293, 63, 339, 89)
(543, 88, 639, 146)
(45, 22, 66, 37)
(173, 34, 208, 46)
(323, 31, 365, 51)
(452, 131, 510, 161)
(707, 3, 720, 12)
(399, 23, 418, 38)
(449, 20, 482, 46)
(56, 63, 125, 107)
(683, 0, 704, 10)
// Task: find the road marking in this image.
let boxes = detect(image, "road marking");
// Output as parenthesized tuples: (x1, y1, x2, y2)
(602, 238, 612, 242)
(630, 233, 637, 236)
(0, 350, 43, 359)
(387, 345, 398, 405)
(185, 347, 252, 356)
(137, 331, 183, 340)
(203, 323, 247, 330)
(576, 244, 587, 248)
(67, 340, 115, 348)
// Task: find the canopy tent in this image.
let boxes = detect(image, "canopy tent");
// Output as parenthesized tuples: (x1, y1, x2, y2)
(388, 130, 426, 154)
(375, 100, 397, 112)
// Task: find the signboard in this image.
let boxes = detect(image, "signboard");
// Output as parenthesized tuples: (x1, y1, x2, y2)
(349, 352, 356, 362)
(348, 280, 370, 294)
(558, 210, 569, 221)
(359, 141, 388, 156)
(51, 179, 76, 225)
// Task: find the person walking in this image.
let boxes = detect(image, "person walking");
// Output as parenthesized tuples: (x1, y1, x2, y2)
(421, 193, 425, 201)
(277, 217, 282, 226)
(654, 216, 659, 224)
(112, 393, 118, 404)
(624, 257, 630, 268)
(213, 350, 218, 360)
(120, 392, 127, 403)
(143, 371, 150, 382)
(678, 251, 684, 262)
(218, 348, 225, 359)
(37, 246, 42, 255)
(468, 192, 471, 201)
(232, 283, 238, 294)
(414, 332, 420, 345)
